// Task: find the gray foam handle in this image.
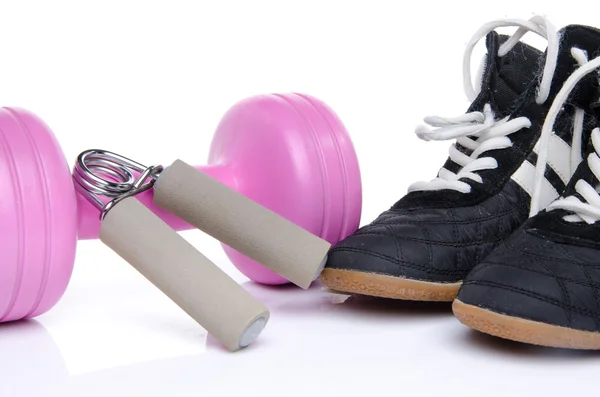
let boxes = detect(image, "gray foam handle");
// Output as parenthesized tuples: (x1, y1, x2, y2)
(153, 160, 332, 289)
(99, 197, 270, 352)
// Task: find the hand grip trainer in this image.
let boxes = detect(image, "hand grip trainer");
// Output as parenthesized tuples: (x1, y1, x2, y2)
(100, 197, 269, 351)
(74, 150, 269, 351)
(153, 160, 331, 289)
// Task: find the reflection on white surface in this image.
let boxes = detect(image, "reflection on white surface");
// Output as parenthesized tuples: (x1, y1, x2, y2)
(3, 259, 600, 397)
(0, 321, 68, 397)
(0, 282, 356, 397)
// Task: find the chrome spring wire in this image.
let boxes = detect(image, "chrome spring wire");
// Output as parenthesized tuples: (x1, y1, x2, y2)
(73, 149, 163, 220)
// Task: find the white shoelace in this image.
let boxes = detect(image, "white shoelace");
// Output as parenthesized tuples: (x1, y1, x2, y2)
(409, 15, 558, 195)
(409, 105, 531, 193)
(463, 15, 559, 104)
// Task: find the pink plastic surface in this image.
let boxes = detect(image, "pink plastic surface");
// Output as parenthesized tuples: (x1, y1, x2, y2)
(208, 93, 362, 284)
(0, 93, 361, 321)
(0, 108, 78, 321)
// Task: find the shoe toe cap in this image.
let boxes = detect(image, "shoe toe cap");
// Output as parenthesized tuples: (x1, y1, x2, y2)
(325, 232, 401, 275)
(325, 231, 462, 282)
(457, 251, 599, 332)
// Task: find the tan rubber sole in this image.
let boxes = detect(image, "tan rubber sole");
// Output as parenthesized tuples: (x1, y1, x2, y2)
(453, 299, 600, 349)
(319, 268, 461, 302)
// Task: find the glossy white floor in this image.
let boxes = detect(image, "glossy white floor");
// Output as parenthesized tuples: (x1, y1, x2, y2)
(2, 231, 599, 397)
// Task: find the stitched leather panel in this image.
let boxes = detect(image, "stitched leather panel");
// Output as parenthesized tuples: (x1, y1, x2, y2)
(458, 225, 600, 332)
(326, 180, 530, 282)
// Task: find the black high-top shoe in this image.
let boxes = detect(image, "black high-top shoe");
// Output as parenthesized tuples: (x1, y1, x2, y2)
(321, 19, 600, 302)
(454, 33, 600, 349)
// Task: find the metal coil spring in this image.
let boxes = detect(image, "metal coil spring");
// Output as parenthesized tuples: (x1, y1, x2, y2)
(73, 149, 163, 219)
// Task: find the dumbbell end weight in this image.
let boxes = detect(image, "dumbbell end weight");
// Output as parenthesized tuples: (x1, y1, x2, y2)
(0, 107, 78, 322)
(206, 93, 362, 285)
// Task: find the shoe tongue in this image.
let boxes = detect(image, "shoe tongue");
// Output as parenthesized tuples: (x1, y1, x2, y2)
(546, 25, 600, 108)
(469, 31, 543, 114)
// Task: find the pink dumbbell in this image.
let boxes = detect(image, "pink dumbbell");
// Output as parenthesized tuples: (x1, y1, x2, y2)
(0, 93, 362, 324)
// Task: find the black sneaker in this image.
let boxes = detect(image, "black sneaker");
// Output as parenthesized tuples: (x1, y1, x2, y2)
(454, 49, 600, 349)
(321, 19, 600, 302)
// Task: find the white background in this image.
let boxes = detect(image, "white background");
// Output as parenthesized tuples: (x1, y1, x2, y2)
(1, 1, 600, 396)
